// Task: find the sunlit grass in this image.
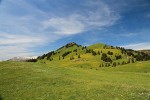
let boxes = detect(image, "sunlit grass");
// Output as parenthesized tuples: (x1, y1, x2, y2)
(0, 61, 150, 99)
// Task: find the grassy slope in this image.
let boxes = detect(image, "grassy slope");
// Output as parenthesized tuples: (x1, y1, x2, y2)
(0, 61, 150, 100)
(40, 43, 128, 66)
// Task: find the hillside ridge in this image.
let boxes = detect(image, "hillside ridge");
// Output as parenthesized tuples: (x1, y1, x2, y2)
(37, 42, 150, 67)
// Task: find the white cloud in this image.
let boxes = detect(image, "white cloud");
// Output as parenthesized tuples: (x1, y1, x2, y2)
(43, 1, 120, 35)
(0, 0, 121, 60)
(0, 33, 41, 60)
(121, 43, 150, 50)
(0, 32, 61, 60)
(0, 33, 45, 45)
(43, 17, 85, 35)
(0, 45, 37, 61)
(119, 33, 136, 37)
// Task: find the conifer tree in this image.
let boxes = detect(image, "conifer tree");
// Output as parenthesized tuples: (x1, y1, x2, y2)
(112, 62, 117, 67)
(131, 58, 134, 63)
(78, 54, 81, 58)
(98, 51, 100, 55)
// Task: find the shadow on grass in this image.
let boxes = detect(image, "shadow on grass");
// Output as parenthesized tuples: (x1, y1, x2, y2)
(0, 95, 3, 100)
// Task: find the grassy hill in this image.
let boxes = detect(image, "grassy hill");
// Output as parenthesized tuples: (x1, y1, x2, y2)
(1, 42, 150, 99)
(0, 61, 150, 99)
(37, 42, 150, 68)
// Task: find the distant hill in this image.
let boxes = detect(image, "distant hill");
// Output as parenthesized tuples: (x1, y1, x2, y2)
(37, 42, 150, 67)
(9, 56, 38, 61)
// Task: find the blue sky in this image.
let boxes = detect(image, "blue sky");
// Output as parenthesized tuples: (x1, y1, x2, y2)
(0, 0, 150, 60)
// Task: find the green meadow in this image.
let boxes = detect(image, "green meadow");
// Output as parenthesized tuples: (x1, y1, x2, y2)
(0, 61, 150, 100)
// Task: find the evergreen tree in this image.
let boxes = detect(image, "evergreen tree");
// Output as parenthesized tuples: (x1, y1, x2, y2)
(92, 50, 97, 56)
(107, 51, 113, 55)
(73, 49, 77, 52)
(40, 54, 46, 59)
(115, 55, 122, 60)
(78, 54, 81, 58)
(131, 58, 134, 63)
(112, 62, 117, 67)
(26, 59, 37, 62)
(98, 51, 100, 55)
(101, 53, 112, 63)
(62, 51, 72, 58)
(99, 64, 101, 67)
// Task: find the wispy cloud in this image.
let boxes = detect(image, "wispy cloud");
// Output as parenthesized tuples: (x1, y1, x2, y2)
(0, 32, 47, 60)
(43, 16, 85, 35)
(121, 43, 150, 50)
(43, 0, 120, 35)
(0, 0, 121, 60)
(4, 0, 150, 60)
(0, 45, 33, 60)
(119, 33, 136, 37)
(0, 33, 45, 45)
(0, 0, 61, 60)
(0, 32, 61, 60)
(1, 0, 150, 60)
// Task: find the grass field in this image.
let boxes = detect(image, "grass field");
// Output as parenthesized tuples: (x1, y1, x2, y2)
(0, 61, 150, 100)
